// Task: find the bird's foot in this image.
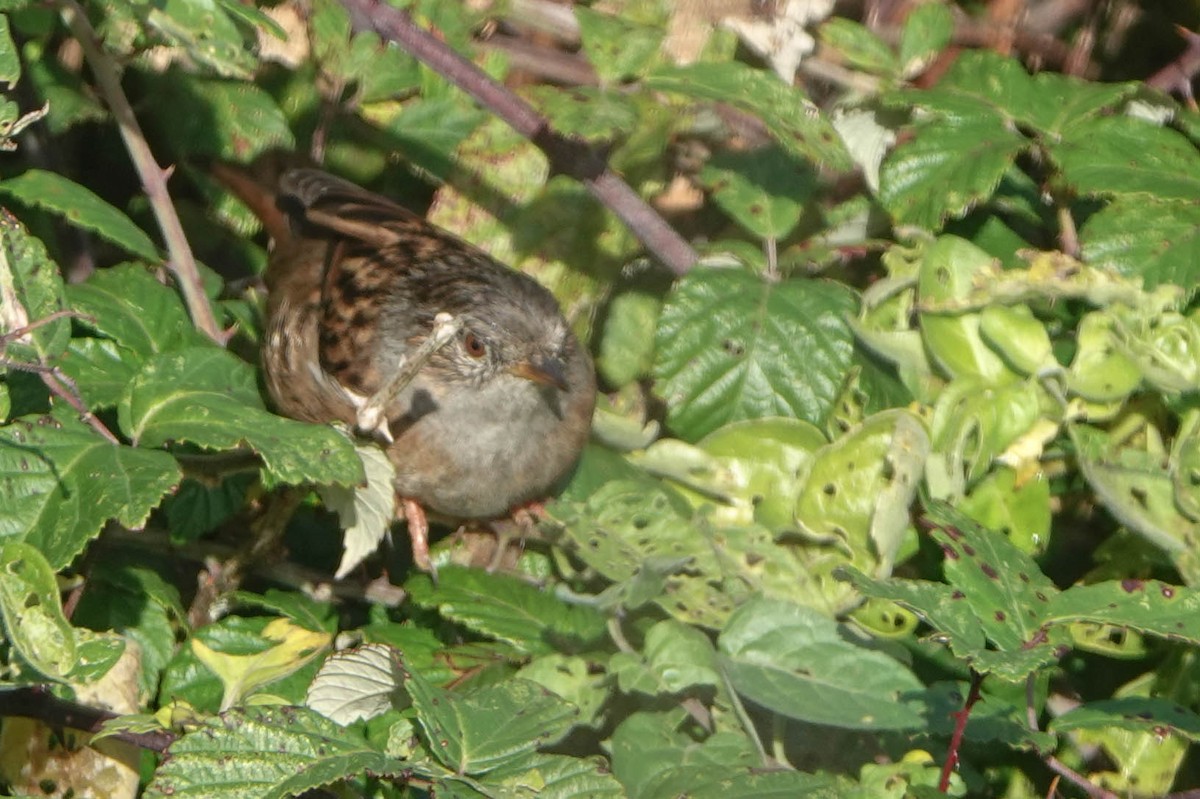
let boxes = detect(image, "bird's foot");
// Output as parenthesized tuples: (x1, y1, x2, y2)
(401, 496, 436, 582)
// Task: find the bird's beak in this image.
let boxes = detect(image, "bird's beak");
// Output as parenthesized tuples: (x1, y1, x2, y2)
(510, 356, 568, 391)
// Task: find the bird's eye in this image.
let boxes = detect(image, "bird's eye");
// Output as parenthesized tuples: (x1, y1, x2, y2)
(463, 332, 487, 358)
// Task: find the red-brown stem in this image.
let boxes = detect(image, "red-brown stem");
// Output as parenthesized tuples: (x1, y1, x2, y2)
(0, 685, 174, 753)
(939, 670, 983, 791)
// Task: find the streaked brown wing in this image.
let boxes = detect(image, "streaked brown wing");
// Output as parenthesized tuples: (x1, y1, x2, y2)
(276, 169, 477, 396)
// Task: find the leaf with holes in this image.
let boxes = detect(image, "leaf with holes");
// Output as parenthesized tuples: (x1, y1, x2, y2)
(144, 705, 405, 799)
(1050, 697, 1200, 742)
(1071, 423, 1194, 557)
(698, 145, 816, 240)
(795, 409, 928, 576)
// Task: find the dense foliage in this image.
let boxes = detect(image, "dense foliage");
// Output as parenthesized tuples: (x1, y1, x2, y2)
(1, 1, 1200, 796)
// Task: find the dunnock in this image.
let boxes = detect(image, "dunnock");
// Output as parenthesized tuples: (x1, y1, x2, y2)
(216, 165, 596, 571)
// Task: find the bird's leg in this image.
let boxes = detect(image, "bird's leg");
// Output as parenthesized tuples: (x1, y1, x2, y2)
(486, 500, 547, 572)
(401, 496, 435, 579)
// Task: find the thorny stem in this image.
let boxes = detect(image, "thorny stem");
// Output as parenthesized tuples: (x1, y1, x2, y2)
(337, 0, 699, 277)
(1147, 26, 1200, 110)
(0, 685, 175, 753)
(57, 0, 221, 344)
(0, 264, 117, 442)
(939, 670, 983, 792)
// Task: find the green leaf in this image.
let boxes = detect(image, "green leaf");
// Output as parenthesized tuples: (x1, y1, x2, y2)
(596, 286, 661, 387)
(718, 596, 924, 729)
(0, 170, 158, 260)
(1050, 697, 1200, 742)
(1080, 197, 1200, 290)
(646, 63, 852, 170)
(611, 712, 842, 799)
(0, 412, 180, 569)
(818, 19, 897, 77)
(0, 208, 70, 364)
(406, 566, 606, 656)
(907, 51, 1133, 137)
(1045, 579, 1200, 646)
(1055, 116, 1200, 200)
(164, 474, 254, 542)
(66, 263, 210, 359)
(58, 338, 138, 410)
(310, 0, 420, 104)
(409, 673, 580, 775)
(0, 541, 75, 678)
(144, 0, 257, 79)
(653, 269, 858, 441)
(879, 115, 1026, 229)
(517, 654, 608, 728)
(575, 6, 662, 83)
(487, 753, 626, 799)
(527, 86, 639, 143)
(317, 440, 396, 578)
(0, 14, 20, 86)
(697, 145, 815, 239)
(72, 562, 184, 698)
(611, 619, 720, 696)
(117, 347, 363, 488)
(1071, 424, 1194, 556)
(795, 409, 928, 575)
(917, 236, 1017, 383)
(697, 417, 827, 531)
(214, 0, 286, 39)
(923, 502, 1060, 651)
(378, 98, 488, 179)
(839, 568, 986, 654)
(897, 3, 952, 78)
(551, 478, 738, 626)
(144, 705, 404, 799)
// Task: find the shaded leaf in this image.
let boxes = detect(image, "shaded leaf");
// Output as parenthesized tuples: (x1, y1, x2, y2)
(0, 170, 157, 260)
(718, 596, 924, 729)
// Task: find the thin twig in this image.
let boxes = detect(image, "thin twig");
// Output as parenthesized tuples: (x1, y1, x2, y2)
(337, 0, 698, 277)
(187, 487, 305, 627)
(720, 665, 772, 768)
(56, 0, 222, 344)
(1057, 204, 1079, 259)
(356, 312, 461, 440)
(1025, 673, 1120, 799)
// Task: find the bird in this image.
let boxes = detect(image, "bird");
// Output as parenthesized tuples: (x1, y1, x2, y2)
(214, 163, 596, 573)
